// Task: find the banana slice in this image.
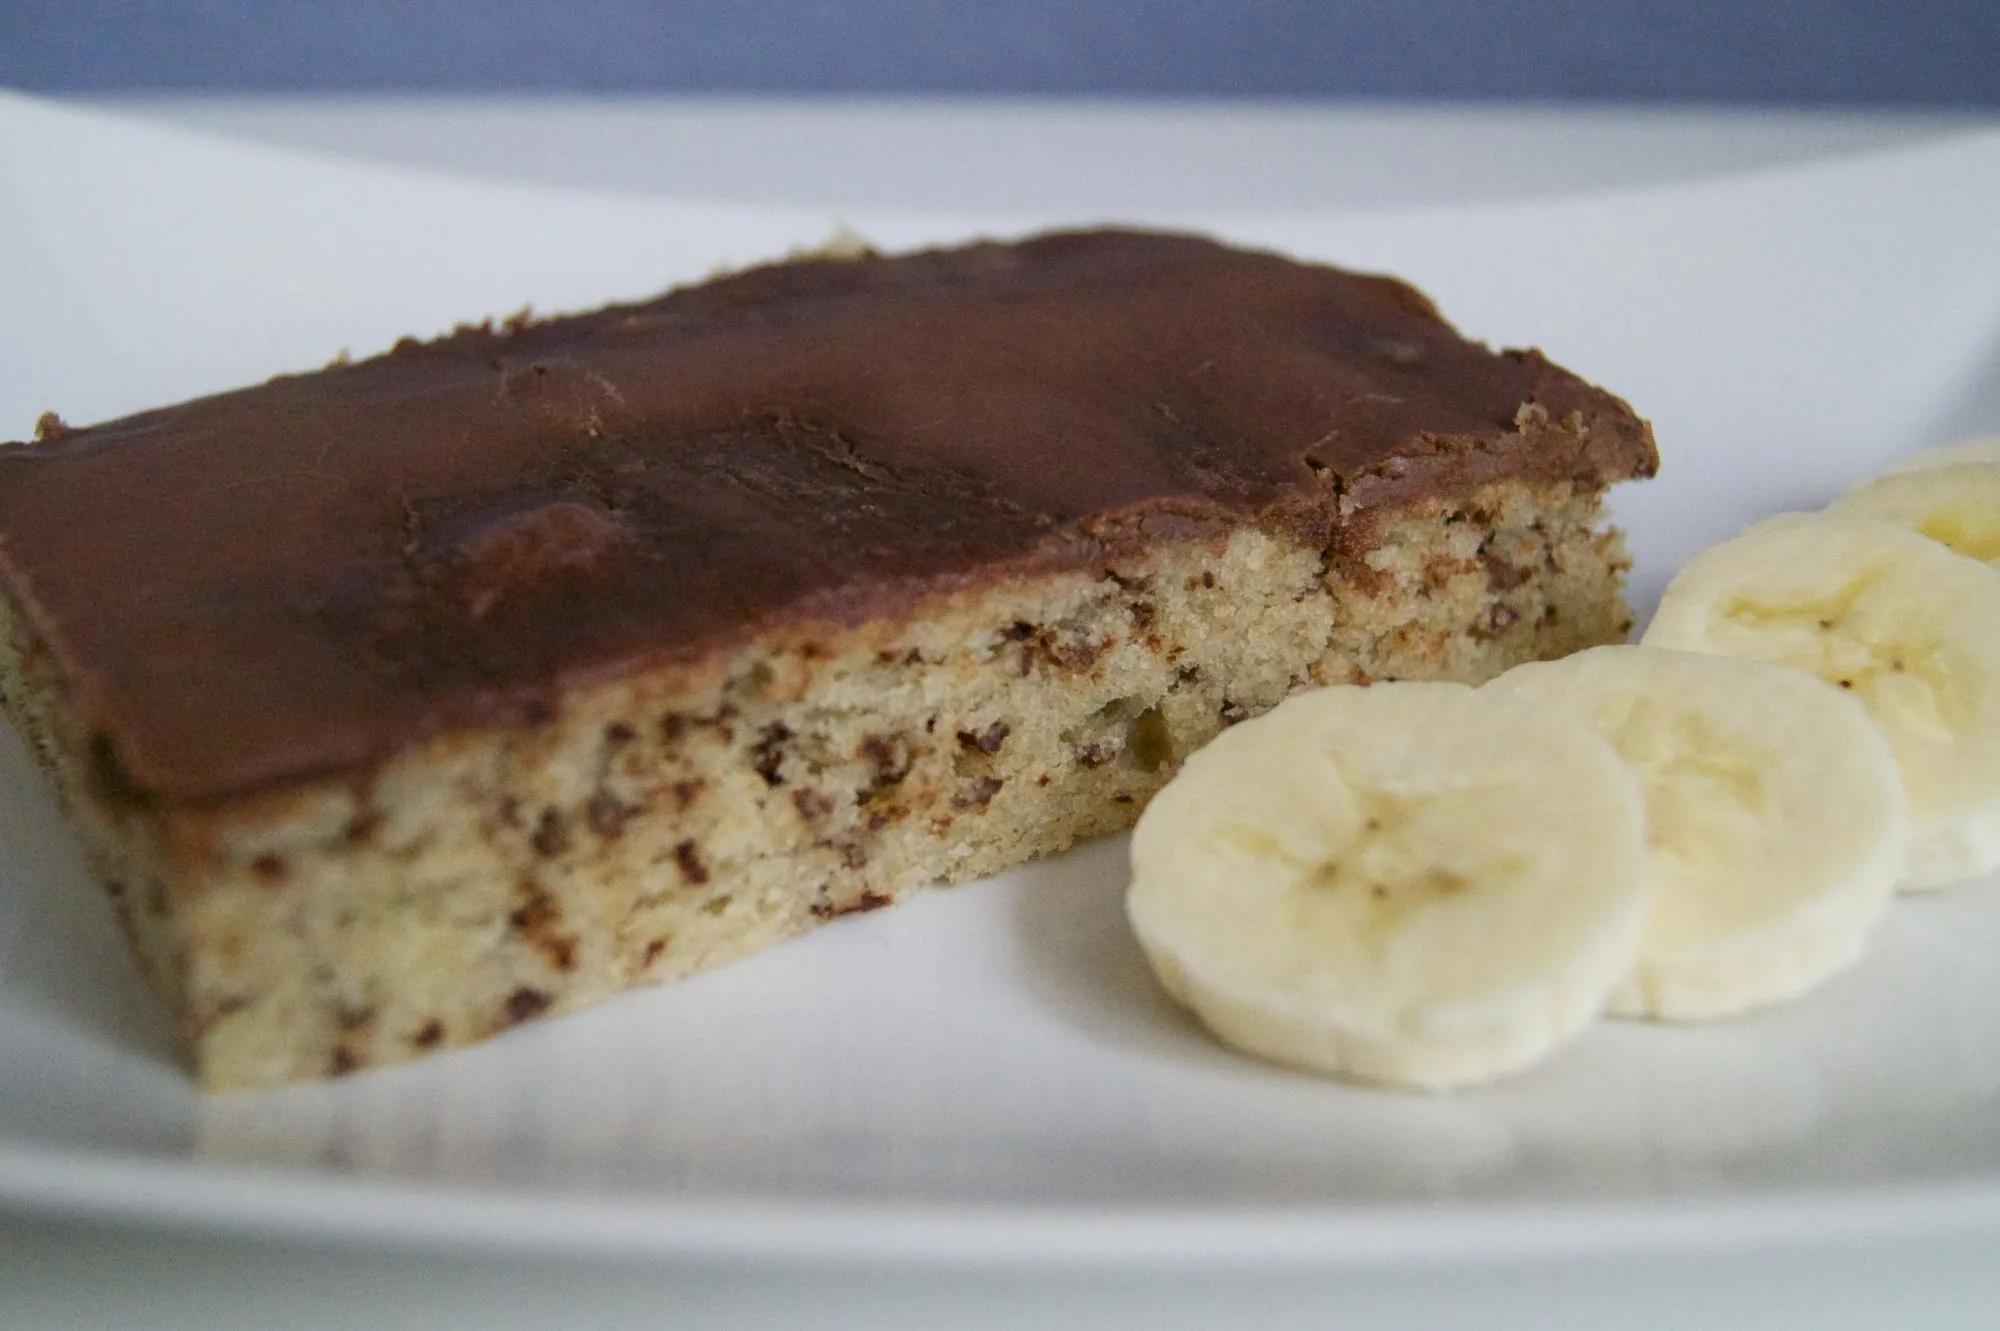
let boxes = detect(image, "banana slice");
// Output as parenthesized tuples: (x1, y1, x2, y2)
(1882, 436, 2000, 476)
(1831, 462, 2000, 568)
(1485, 645, 1905, 1020)
(1125, 682, 1648, 1090)
(1643, 513, 2000, 888)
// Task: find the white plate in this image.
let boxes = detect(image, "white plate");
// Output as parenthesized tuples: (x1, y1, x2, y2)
(2, 94, 1999, 1269)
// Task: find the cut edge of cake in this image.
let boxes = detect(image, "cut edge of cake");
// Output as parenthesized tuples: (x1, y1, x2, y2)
(0, 474, 1636, 1088)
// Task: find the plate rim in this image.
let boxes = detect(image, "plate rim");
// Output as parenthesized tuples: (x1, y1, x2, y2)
(5, 1140, 2000, 1268)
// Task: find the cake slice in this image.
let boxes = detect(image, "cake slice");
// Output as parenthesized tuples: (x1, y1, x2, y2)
(0, 230, 1656, 1088)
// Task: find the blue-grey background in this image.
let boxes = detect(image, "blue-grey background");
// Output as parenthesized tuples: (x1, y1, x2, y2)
(2, 1, 1996, 105)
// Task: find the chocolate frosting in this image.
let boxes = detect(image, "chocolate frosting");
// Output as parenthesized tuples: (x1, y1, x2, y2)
(0, 230, 1655, 803)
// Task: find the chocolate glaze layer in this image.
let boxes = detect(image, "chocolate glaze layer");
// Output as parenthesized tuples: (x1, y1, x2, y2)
(0, 230, 1655, 803)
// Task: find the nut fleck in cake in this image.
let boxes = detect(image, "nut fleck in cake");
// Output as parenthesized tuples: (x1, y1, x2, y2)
(0, 230, 1657, 1087)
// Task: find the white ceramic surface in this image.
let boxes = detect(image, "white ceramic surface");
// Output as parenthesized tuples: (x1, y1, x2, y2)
(97, 95, 1984, 213)
(2, 93, 1999, 1269)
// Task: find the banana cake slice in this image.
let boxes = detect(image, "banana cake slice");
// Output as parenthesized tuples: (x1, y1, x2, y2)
(0, 229, 1657, 1087)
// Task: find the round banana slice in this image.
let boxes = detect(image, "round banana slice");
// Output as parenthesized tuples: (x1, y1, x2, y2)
(1486, 645, 1905, 1020)
(1831, 462, 2000, 569)
(1882, 436, 2000, 476)
(1125, 682, 1648, 1090)
(1644, 513, 2000, 889)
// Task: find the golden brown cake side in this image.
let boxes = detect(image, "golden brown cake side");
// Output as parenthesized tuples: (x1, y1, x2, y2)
(0, 478, 1631, 1088)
